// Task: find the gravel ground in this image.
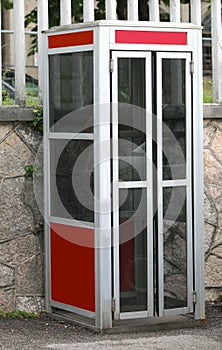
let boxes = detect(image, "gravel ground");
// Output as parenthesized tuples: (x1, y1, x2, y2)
(0, 304, 221, 350)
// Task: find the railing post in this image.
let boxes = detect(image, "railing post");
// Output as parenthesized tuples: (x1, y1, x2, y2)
(191, 0, 201, 26)
(83, 0, 94, 22)
(149, 0, 159, 21)
(106, 0, 116, 20)
(211, 0, 222, 103)
(170, 0, 180, 22)
(38, 0, 49, 104)
(60, 0, 72, 25)
(14, 0, 26, 106)
(128, 0, 138, 21)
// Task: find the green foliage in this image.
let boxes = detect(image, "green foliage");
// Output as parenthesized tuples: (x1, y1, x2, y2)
(32, 105, 43, 132)
(0, 310, 38, 319)
(2, 92, 15, 106)
(203, 78, 213, 103)
(24, 164, 34, 178)
(2, 0, 13, 10)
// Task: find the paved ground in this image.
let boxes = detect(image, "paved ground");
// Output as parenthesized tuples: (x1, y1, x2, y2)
(0, 304, 221, 350)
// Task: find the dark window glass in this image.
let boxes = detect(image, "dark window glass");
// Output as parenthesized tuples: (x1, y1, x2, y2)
(119, 188, 147, 312)
(163, 186, 187, 309)
(162, 59, 186, 180)
(50, 139, 94, 222)
(118, 58, 146, 181)
(49, 51, 93, 133)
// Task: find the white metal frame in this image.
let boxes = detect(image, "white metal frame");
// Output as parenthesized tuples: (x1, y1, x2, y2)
(94, 26, 112, 330)
(111, 50, 153, 320)
(156, 51, 193, 317)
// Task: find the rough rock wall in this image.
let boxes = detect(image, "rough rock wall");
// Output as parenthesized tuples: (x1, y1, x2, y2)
(0, 122, 44, 312)
(204, 118, 222, 301)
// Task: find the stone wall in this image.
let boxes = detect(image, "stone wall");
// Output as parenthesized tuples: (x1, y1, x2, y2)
(0, 114, 221, 313)
(0, 120, 44, 312)
(204, 118, 222, 301)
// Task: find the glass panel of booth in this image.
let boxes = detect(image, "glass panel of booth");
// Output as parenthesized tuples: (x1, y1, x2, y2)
(158, 53, 192, 313)
(117, 58, 146, 182)
(162, 59, 186, 180)
(48, 50, 94, 223)
(163, 186, 187, 309)
(119, 188, 147, 313)
(48, 51, 93, 133)
(50, 138, 94, 222)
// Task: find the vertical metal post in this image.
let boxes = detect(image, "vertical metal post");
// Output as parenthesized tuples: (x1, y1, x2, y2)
(170, 0, 180, 22)
(106, 0, 116, 20)
(94, 26, 112, 330)
(60, 0, 72, 25)
(83, 0, 94, 22)
(192, 29, 205, 321)
(149, 0, 159, 21)
(128, 0, 138, 21)
(38, 0, 49, 104)
(14, 0, 26, 106)
(211, 0, 222, 103)
(190, 0, 201, 25)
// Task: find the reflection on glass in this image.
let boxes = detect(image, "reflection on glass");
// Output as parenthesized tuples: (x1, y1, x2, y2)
(50, 139, 94, 222)
(49, 51, 93, 132)
(162, 59, 186, 180)
(119, 188, 147, 312)
(118, 58, 146, 181)
(163, 187, 187, 309)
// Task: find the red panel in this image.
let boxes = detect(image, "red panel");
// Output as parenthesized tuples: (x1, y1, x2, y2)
(115, 30, 187, 45)
(48, 30, 94, 49)
(50, 223, 95, 312)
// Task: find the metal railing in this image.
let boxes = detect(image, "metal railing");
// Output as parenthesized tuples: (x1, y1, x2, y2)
(0, 0, 221, 107)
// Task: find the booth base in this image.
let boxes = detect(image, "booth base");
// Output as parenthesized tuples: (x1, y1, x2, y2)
(48, 308, 206, 333)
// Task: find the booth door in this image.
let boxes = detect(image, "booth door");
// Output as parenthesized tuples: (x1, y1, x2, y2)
(111, 51, 193, 320)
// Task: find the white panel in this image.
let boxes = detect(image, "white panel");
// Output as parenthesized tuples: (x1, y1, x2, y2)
(14, 0, 26, 106)
(149, 0, 159, 21)
(38, 0, 49, 104)
(170, 0, 180, 22)
(60, 0, 72, 25)
(190, 0, 201, 25)
(83, 0, 94, 22)
(106, 0, 116, 20)
(128, 0, 138, 21)
(211, 0, 222, 103)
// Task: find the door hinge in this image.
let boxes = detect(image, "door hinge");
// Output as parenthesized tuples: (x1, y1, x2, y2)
(192, 291, 197, 304)
(111, 298, 116, 312)
(190, 61, 194, 74)
(110, 59, 114, 73)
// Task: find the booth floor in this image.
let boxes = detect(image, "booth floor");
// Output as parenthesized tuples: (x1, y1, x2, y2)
(0, 303, 221, 349)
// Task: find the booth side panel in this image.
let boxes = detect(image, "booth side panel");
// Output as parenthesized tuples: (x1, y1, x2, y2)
(50, 223, 95, 312)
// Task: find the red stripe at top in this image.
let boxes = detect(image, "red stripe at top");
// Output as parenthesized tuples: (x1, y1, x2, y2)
(115, 30, 187, 45)
(48, 30, 94, 49)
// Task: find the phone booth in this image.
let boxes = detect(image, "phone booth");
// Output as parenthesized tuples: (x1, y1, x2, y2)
(43, 20, 205, 331)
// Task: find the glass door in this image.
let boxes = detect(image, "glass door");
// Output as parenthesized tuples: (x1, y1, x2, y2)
(156, 52, 193, 316)
(111, 51, 153, 320)
(111, 51, 193, 320)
